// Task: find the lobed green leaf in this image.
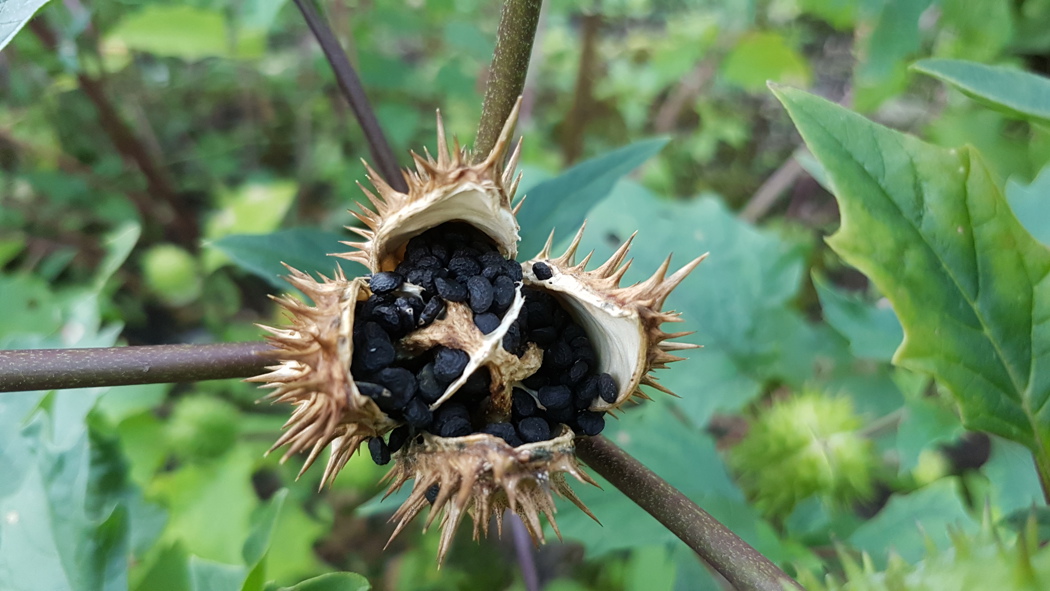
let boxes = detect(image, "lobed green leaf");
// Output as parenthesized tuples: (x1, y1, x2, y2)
(772, 85, 1050, 460)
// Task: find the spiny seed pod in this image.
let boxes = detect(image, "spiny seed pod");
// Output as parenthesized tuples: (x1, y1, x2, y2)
(252, 99, 705, 561)
(799, 519, 1050, 590)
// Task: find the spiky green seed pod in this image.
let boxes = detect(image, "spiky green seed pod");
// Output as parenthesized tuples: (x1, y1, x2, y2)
(800, 519, 1050, 590)
(729, 393, 878, 520)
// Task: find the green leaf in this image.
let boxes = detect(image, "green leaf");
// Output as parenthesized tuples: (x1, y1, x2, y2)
(848, 480, 978, 566)
(210, 229, 361, 291)
(105, 6, 264, 61)
(1007, 164, 1050, 246)
(575, 182, 823, 425)
(278, 572, 371, 591)
(554, 401, 792, 563)
(0, 0, 52, 51)
(721, 31, 812, 91)
(515, 138, 668, 258)
(188, 556, 247, 591)
(0, 398, 133, 591)
(151, 446, 259, 564)
(239, 489, 292, 591)
(895, 394, 964, 473)
(772, 86, 1050, 460)
(977, 437, 1045, 515)
(813, 274, 903, 362)
(913, 59, 1050, 127)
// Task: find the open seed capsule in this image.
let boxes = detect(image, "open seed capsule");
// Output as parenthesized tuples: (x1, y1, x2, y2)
(253, 100, 705, 562)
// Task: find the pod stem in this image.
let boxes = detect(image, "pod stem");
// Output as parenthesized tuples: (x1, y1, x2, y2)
(0, 343, 272, 393)
(575, 436, 803, 591)
(292, 0, 406, 192)
(474, 0, 543, 159)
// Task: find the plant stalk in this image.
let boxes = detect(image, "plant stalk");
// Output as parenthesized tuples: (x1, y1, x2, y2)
(474, 0, 543, 159)
(292, 0, 407, 192)
(1033, 450, 1050, 505)
(575, 436, 803, 591)
(28, 19, 199, 248)
(0, 343, 273, 393)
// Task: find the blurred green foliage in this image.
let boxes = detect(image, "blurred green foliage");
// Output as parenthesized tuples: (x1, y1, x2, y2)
(3, 0, 1050, 589)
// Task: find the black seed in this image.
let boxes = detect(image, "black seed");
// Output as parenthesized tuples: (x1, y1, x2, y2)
(482, 264, 501, 280)
(448, 256, 480, 278)
(575, 375, 599, 409)
(357, 381, 388, 400)
(512, 388, 538, 418)
(430, 243, 449, 264)
(416, 255, 441, 269)
(369, 272, 403, 295)
(466, 276, 494, 314)
(538, 384, 572, 409)
(368, 437, 390, 465)
(404, 240, 428, 263)
(517, 417, 551, 443)
(395, 296, 422, 332)
(419, 296, 446, 327)
(545, 341, 574, 370)
(522, 372, 549, 390)
(482, 422, 523, 447)
(406, 268, 435, 291)
(526, 302, 554, 328)
(417, 362, 445, 403)
(457, 369, 491, 402)
(433, 348, 469, 383)
(372, 305, 401, 334)
(434, 277, 468, 302)
(501, 322, 521, 353)
(562, 324, 585, 342)
(474, 312, 501, 334)
(504, 260, 524, 281)
(478, 250, 503, 268)
(425, 484, 440, 504)
(532, 262, 553, 280)
(576, 411, 606, 436)
(598, 373, 618, 403)
(403, 397, 434, 428)
(529, 326, 558, 347)
(388, 426, 410, 453)
(437, 417, 472, 438)
(373, 367, 417, 410)
(567, 359, 589, 385)
(358, 323, 394, 372)
(492, 275, 515, 311)
(546, 404, 575, 423)
(434, 402, 469, 423)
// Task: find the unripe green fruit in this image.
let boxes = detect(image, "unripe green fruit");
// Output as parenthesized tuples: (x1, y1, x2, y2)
(167, 395, 240, 462)
(800, 522, 1050, 590)
(142, 244, 202, 307)
(729, 393, 878, 520)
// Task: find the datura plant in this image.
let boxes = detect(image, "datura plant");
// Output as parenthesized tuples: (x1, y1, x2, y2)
(250, 102, 705, 561)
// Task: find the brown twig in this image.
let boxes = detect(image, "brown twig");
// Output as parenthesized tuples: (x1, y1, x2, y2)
(652, 60, 718, 134)
(27, 19, 198, 248)
(475, 0, 543, 160)
(738, 154, 806, 223)
(575, 436, 803, 591)
(0, 343, 273, 393)
(560, 12, 602, 165)
(292, 0, 406, 192)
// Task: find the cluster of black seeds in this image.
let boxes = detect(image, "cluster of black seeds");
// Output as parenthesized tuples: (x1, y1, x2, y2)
(354, 223, 614, 466)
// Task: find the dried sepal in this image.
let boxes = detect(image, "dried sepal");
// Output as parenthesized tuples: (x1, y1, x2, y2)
(525, 224, 707, 410)
(248, 270, 395, 479)
(383, 428, 598, 563)
(337, 100, 525, 273)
